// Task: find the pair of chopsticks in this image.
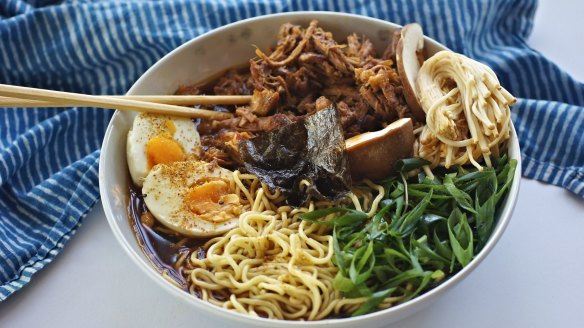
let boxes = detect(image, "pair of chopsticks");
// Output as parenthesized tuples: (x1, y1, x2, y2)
(0, 84, 252, 120)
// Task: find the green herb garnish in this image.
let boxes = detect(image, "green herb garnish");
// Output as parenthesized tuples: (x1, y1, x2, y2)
(300, 157, 516, 316)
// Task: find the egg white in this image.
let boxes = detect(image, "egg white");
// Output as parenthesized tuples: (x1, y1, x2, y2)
(127, 113, 200, 187)
(142, 161, 242, 237)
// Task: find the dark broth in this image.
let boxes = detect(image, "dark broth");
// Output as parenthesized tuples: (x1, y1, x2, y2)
(128, 186, 207, 290)
(126, 65, 251, 292)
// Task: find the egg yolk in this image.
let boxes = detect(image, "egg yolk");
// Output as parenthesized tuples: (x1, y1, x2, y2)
(186, 180, 231, 214)
(164, 120, 176, 134)
(146, 135, 184, 168)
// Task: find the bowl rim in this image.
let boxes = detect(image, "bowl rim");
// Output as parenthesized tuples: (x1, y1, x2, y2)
(99, 11, 522, 326)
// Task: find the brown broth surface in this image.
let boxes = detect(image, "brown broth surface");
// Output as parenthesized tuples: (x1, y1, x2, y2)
(128, 185, 206, 290)
(125, 65, 250, 293)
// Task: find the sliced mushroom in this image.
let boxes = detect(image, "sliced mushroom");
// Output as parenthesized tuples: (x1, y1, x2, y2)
(345, 118, 414, 180)
(396, 23, 426, 122)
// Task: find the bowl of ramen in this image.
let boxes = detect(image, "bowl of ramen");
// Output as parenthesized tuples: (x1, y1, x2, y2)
(99, 11, 521, 328)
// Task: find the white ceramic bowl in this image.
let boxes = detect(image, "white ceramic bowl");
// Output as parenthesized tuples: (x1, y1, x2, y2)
(99, 12, 521, 328)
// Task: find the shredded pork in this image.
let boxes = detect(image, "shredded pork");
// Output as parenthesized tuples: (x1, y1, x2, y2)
(178, 20, 419, 168)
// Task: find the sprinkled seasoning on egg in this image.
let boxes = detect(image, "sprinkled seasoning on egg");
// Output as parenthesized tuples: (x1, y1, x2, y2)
(142, 160, 242, 237)
(127, 113, 201, 187)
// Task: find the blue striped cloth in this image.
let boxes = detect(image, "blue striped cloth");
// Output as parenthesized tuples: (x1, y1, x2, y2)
(1, 0, 583, 300)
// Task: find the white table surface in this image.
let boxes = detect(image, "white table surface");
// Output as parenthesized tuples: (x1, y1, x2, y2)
(2, 1, 583, 327)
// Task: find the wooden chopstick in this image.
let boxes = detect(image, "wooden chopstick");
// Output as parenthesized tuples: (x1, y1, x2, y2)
(0, 95, 252, 107)
(0, 84, 249, 120)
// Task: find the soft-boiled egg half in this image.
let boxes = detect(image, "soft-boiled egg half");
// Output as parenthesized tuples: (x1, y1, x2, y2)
(142, 161, 243, 237)
(127, 113, 201, 187)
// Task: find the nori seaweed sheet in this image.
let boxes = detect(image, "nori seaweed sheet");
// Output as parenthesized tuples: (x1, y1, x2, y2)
(239, 106, 352, 206)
